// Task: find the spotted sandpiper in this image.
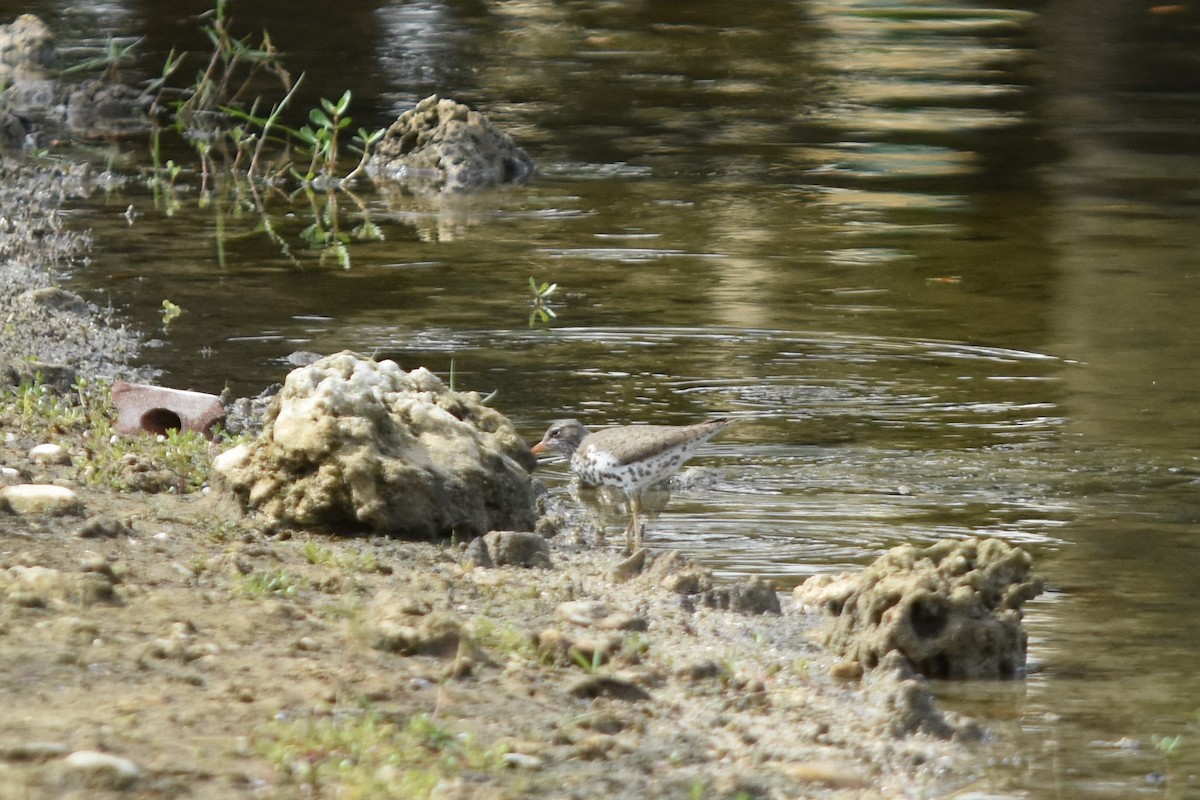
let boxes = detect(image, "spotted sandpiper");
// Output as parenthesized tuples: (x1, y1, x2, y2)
(531, 418, 734, 550)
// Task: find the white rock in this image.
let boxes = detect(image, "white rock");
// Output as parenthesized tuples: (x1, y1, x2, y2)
(211, 443, 251, 477)
(62, 749, 141, 789)
(29, 443, 70, 465)
(0, 484, 83, 516)
(502, 752, 544, 769)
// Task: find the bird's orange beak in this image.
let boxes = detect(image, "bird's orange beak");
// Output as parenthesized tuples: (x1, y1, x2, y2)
(530, 441, 549, 457)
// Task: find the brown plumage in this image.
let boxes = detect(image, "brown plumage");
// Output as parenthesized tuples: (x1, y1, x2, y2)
(531, 418, 734, 549)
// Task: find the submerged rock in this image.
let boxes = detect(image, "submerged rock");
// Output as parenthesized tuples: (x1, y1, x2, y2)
(795, 537, 1043, 680)
(213, 351, 537, 538)
(63, 78, 152, 138)
(367, 94, 535, 193)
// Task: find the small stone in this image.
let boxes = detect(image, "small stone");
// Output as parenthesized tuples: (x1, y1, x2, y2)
(700, 576, 782, 615)
(0, 741, 69, 761)
(80, 555, 119, 581)
(502, 752, 544, 770)
(831, 660, 864, 680)
(557, 600, 647, 631)
(467, 531, 552, 569)
(0, 484, 83, 516)
(363, 591, 462, 656)
(60, 749, 141, 790)
(211, 443, 250, 476)
(75, 515, 133, 539)
(557, 600, 612, 626)
(29, 443, 70, 465)
(676, 660, 727, 682)
(567, 674, 651, 702)
(610, 548, 647, 583)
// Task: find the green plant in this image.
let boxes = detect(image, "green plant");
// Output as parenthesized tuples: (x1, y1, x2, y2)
(136, 1, 388, 270)
(161, 298, 183, 326)
(258, 710, 509, 799)
(0, 377, 232, 494)
(569, 645, 606, 675)
(236, 568, 304, 598)
(61, 34, 142, 79)
(302, 541, 384, 574)
(528, 277, 559, 326)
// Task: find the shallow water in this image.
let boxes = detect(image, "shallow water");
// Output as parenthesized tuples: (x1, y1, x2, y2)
(19, 0, 1200, 794)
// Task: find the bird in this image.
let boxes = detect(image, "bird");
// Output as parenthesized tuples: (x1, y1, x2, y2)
(530, 417, 735, 550)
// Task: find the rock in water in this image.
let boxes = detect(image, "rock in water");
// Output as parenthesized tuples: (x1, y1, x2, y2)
(214, 351, 537, 538)
(795, 538, 1043, 680)
(367, 94, 535, 193)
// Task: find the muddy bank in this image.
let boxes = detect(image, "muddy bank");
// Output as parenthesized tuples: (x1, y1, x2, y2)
(0, 151, 1026, 799)
(0, 155, 143, 384)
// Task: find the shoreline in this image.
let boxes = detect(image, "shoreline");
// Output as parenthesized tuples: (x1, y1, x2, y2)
(0, 152, 998, 798)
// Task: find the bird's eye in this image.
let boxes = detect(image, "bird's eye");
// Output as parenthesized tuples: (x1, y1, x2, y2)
(549, 428, 561, 438)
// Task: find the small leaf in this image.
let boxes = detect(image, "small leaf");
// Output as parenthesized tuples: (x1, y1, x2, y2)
(309, 108, 333, 128)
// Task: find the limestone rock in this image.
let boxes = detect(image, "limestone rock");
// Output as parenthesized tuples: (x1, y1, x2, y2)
(368, 95, 535, 193)
(795, 537, 1043, 680)
(0, 14, 54, 69)
(213, 351, 537, 538)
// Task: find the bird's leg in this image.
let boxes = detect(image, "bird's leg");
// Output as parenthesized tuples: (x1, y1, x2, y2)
(626, 495, 643, 552)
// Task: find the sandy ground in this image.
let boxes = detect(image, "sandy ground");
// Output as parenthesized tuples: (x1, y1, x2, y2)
(0, 153, 1002, 799)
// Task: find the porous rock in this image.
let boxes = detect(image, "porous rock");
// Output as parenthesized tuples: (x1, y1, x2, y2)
(0, 14, 54, 69)
(795, 537, 1043, 680)
(213, 351, 537, 539)
(367, 94, 535, 193)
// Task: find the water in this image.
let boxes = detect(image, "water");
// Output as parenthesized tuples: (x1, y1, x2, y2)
(17, 0, 1200, 795)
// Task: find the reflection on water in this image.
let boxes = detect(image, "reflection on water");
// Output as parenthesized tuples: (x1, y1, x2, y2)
(33, 0, 1200, 796)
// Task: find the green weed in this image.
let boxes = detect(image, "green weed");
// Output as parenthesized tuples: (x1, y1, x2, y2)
(0, 376, 232, 494)
(258, 710, 509, 799)
(235, 568, 304, 598)
(528, 276, 559, 326)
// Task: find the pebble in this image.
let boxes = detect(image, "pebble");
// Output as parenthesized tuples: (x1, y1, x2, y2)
(784, 760, 872, 789)
(0, 741, 69, 761)
(29, 443, 71, 465)
(0, 484, 83, 516)
(60, 749, 141, 789)
(558, 600, 649, 632)
(502, 752, 544, 770)
(75, 515, 133, 539)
